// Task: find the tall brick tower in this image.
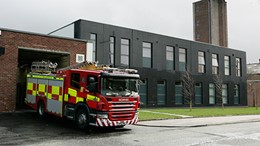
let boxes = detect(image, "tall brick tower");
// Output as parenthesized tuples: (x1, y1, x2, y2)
(193, 0, 228, 47)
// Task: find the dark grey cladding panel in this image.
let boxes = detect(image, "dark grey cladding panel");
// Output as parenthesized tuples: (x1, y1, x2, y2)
(74, 19, 247, 106)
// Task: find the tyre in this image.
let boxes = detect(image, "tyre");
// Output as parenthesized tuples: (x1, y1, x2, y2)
(37, 101, 45, 118)
(76, 108, 89, 130)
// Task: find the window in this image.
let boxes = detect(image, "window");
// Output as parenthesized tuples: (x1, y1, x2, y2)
(139, 79, 148, 105)
(157, 80, 166, 105)
(90, 33, 97, 61)
(234, 85, 239, 104)
(76, 54, 85, 63)
(222, 84, 228, 104)
(212, 54, 219, 74)
(166, 46, 174, 70)
(142, 42, 152, 68)
(195, 83, 202, 104)
(121, 38, 130, 67)
(109, 36, 115, 66)
(175, 82, 183, 104)
(87, 76, 98, 86)
(71, 73, 80, 89)
(224, 56, 230, 75)
(209, 83, 215, 104)
(179, 48, 186, 71)
(198, 51, 205, 73)
(236, 58, 241, 77)
(87, 75, 98, 92)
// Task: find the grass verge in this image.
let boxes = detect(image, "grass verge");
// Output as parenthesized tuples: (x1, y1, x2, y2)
(138, 107, 260, 121)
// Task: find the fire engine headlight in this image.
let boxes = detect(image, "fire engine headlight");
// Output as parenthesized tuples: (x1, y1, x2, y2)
(97, 114, 108, 119)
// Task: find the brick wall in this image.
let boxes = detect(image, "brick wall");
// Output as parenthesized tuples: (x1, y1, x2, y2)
(248, 74, 260, 107)
(218, 0, 228, 47)
(194, 0, 210, 43)
(193, 0, 228, 47)
(0, 30, 86, 112)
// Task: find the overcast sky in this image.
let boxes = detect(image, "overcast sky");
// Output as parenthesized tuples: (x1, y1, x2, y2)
(1, 0, 260, 63)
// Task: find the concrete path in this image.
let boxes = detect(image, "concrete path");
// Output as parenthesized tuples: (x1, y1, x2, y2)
(140, 110, 193, 118)
(137, 115, 260, 127)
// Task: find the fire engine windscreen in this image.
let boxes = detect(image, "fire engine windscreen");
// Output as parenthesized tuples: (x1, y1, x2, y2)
(101, 77, 139, 96)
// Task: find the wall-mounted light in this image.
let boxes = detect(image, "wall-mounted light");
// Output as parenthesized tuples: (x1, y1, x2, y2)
(0, 47, 5, 56)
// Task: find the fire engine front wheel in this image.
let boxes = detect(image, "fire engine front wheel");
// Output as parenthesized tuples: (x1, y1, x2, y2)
(76, 108, 89, 130)
(37, 101, 45, 118)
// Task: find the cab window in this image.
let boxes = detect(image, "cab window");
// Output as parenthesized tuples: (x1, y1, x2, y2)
(87, 76, 98, 86)
(71, 73, 80, 89)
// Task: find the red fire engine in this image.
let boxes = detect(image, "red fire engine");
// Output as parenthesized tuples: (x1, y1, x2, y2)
(25, 61, 140, 129)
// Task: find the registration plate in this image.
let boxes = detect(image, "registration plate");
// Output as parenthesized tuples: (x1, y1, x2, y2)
(118, 121, 126, 126)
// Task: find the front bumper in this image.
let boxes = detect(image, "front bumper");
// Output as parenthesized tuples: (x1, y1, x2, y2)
(94, 114, 138, 127)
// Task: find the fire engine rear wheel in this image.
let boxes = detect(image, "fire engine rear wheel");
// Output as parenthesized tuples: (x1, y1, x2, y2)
(37, 101, 45, 118)
(76, 108, 89, 130)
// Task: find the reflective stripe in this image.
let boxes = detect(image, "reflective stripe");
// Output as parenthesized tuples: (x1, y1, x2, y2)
(68, 88, 77, 97)
(95, 115, 138, 127)
(64, 94, 69, 102)
(58, 95, 63, 102)
(27, 83, 33, 90)
(32, 91, 37, 96)
(76, 97, 84, 103)
(47, 94, 52, 99)
(32, 75, 63, 80)
(87, 94, 100, 102)
(27, 74, 63, 80)
(38, 84, 46, 92)
(52, 86, 60, 95)
(67, 88, 85, 103)
(102, 119, 108, 126)
(97, 118, 103, 127)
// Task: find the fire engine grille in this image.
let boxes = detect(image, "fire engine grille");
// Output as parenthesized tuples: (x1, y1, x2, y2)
(108, 101, 137, 121)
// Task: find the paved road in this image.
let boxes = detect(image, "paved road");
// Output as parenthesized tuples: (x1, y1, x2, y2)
(1, 111, 260, 146)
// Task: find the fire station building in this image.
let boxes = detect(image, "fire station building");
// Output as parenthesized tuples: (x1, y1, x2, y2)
(0, 19, 247, 112)
(0, 28, 87, 111)
(49, 19, 247, 107)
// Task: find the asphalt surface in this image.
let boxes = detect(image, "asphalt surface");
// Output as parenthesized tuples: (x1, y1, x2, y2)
(2, 110, 260, 145)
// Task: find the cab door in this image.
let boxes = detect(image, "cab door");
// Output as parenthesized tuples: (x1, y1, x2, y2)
(67, 71, 86, 104)
(85, 74, 100, 109)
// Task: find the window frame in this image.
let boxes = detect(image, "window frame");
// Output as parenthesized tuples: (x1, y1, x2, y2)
(175, 81, 183, 104)
(236, 58, 241, 77)
(179, 48, 187, 71)
(109, 36, 115, 66)
(222, 84, 228, 104)
(157, 80, 166, 105)
(224, 56, 230, 76)
(212, 53, 219, 74)
(71, 73, 80, 89)
(198, 51, 205, 73)
(234, 84, 240, 104)
(209, 83, 216, 104)
(90, 33, 97, 61)
(195, 82, 203, 104)
(166, 46, 174, 70)
(142, 42, 152, 68)
(120, 38, 130, 67)
(139, 79, 148, 105)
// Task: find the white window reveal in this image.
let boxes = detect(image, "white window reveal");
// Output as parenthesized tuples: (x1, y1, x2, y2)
(86, 42, 94, 62)
(76, 54, 85, 63)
